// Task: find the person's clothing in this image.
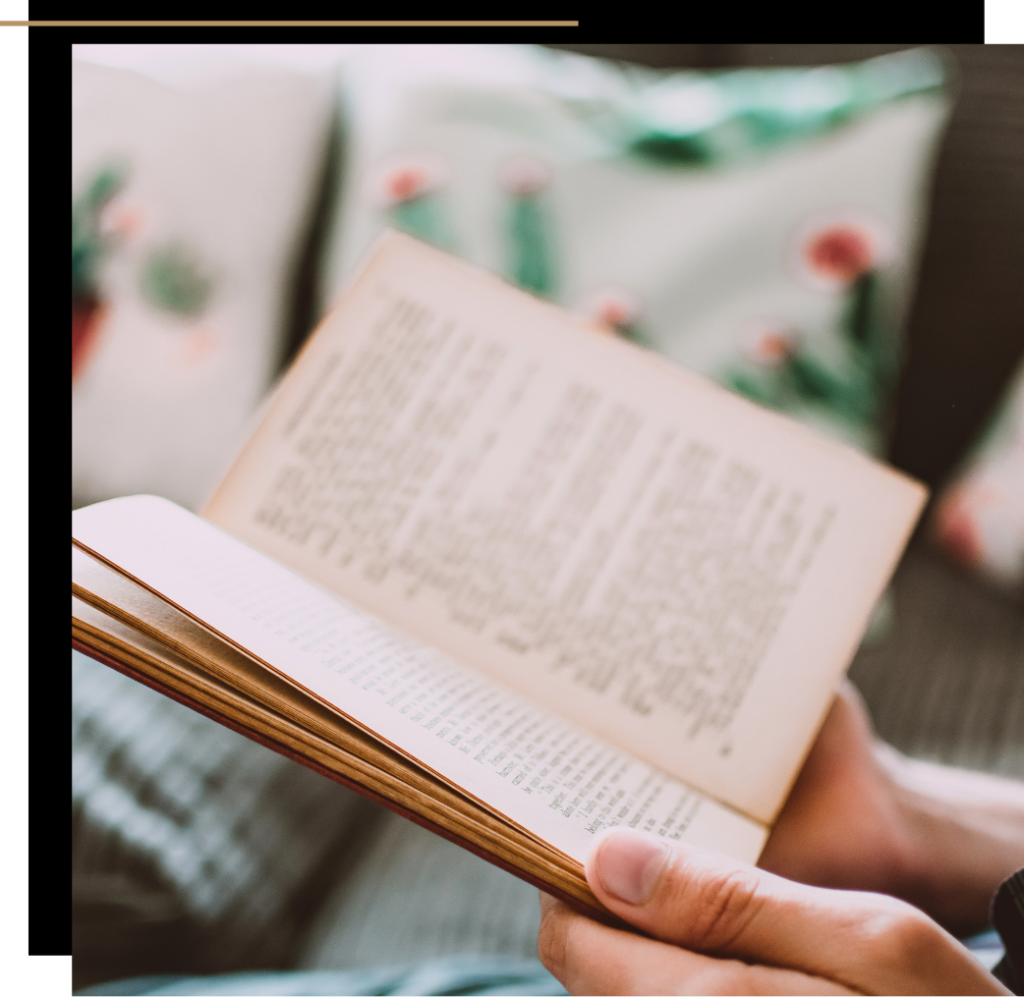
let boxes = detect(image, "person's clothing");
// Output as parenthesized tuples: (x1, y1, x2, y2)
(963, 928, 1006, 972)
(993, 868, 1024, 994)
(76, 868, 1024, 996)
(74, 954, 568, 996)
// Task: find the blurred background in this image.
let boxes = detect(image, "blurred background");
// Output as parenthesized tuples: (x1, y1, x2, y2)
(71, 44, 1024, 992)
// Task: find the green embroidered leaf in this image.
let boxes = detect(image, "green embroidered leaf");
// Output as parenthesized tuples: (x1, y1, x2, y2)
(140, 244, 214, 317)
(390, 198, 453, 251)
(72, 162, 128, 302)
(628, 133, 710, 165)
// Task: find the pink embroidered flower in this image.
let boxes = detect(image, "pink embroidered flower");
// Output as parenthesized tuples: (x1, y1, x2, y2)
(573, 285, 641, 335)
(792, 212, 893, 291)
(737, 320, 799, 368)
(98, 196, 146, 241)
(177, 324, 220, 369)
(365, 153, 449, 209)
(497, 155, 552, 197)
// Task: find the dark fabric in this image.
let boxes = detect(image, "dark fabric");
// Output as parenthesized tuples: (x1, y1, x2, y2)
(71, 651, 380, 991)
(993, 869, 1024, 993)
(847, 541, 1024, 777)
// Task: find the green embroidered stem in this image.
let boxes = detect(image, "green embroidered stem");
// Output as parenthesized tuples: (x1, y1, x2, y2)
(846, 270, 875, 347)
(786, 353, 877, 422)
(727, 350, 877, 425)
(727, 370, 786, 409)
(619, 323, 655, 349)
(390, 197, 451, 250)
(507, 196, 554, 297)
(841, 269, 900, 419)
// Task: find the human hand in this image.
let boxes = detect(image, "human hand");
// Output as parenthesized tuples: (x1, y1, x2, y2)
(538, 828, 1009, 995)
(758, 681, 1024, 936)
(757, 681, 912, 896)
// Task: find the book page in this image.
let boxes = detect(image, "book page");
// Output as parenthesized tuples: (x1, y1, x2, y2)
(72, 587, 602, 906)
(73, 496, 766, 866)
(206, 232, 926, 823)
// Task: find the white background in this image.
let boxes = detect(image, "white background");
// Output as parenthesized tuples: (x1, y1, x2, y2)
(987, 0, 1024, 41)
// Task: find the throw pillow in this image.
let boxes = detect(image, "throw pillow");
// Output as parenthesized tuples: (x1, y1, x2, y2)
(72, 48, 334, 511)
(322, 44, 950, 456)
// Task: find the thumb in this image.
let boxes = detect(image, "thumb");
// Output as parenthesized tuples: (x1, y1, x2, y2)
(585, 828, 1004, 996)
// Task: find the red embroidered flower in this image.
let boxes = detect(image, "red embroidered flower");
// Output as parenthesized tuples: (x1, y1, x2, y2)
(385, 166, 431, 203)
(792, 212, 893, 291)
(804, 225, 875, 284)
(72, 300, 107, 384)
(365, 153, 449, 209)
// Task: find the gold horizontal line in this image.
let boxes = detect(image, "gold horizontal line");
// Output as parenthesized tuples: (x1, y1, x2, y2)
(1, 20, 579, 27)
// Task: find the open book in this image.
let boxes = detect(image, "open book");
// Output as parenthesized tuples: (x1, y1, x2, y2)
(72, 230, 926, 922)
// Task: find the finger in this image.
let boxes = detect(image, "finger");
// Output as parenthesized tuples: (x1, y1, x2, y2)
(538, 892, 853, 996)
(585, 829, 1003, 996)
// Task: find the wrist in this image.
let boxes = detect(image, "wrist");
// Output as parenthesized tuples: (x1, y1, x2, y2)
(880, 746, 1024, 935)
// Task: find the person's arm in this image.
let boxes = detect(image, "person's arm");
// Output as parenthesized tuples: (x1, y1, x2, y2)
(538, 828, 1011, 995)
(757, 682, 1024, 936)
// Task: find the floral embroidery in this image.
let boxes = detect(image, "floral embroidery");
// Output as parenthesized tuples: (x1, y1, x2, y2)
(72, 162, 128, 304)
(365, 152, 453, 250)
(140, 243, 215, 318)
(724, 213, 899, 449)
(738, 322, 799, 368)
(803, 225, 875, 286)
(499, 155, 556, 297)
(497, 155, 552, 198)
(72, 162, 128, 382)
(793, 214, 892, 292)
(176, 325, 221, 369)
(573, 286, 650, 346)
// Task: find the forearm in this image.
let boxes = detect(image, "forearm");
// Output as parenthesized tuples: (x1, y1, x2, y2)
(881, 745, 1024, 936)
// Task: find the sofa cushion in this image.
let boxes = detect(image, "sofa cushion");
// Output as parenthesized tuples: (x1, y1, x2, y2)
(322, 45, 950, 456)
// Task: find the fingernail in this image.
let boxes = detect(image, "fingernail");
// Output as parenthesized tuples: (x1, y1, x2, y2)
(594, 830, 671, 905)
